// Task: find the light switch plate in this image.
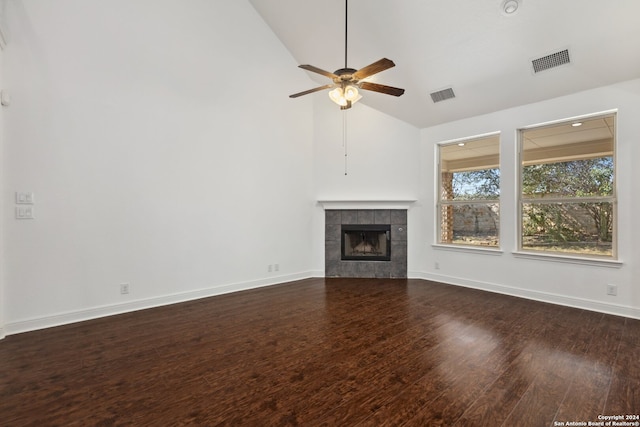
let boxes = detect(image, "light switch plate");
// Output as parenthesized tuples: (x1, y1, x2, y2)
(16, 206, 35, 219)
(16, 192, 35, 204)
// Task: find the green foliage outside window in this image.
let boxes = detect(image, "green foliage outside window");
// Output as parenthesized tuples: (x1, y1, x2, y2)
(521, 157, 613, 255)
(451, 169, 500, 200)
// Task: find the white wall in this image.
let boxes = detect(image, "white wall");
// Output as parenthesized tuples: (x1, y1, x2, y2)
(412, 79, 640, 319)
(0, 3, 5, 338)
(312, 98, 420, 200)
(310, 96, 421, 274)
(1, 0, 316, 333)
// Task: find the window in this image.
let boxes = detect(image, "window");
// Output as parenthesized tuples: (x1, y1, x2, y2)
(437, 134, 500, 247)
(518, 113, 616, 258)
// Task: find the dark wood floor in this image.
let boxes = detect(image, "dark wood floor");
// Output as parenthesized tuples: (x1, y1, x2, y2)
(1, 278, 639, 426)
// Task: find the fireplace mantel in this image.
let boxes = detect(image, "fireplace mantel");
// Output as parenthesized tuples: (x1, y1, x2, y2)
(318, 199, 416, 210)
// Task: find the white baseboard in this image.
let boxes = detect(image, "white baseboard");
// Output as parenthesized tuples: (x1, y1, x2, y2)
(6, 271, 638, 338)
(408, 271, 640, 320)
(309, 269, 325, 277)
(4, 271, 314, 336)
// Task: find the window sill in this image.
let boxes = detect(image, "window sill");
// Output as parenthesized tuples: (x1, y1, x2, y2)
(512, 251, 623, 268)
(432, 244, 503, 256)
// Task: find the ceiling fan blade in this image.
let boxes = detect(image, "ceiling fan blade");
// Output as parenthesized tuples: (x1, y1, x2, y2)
(298, 65, 338, 79)
(359, 81, 405, 97)
(289, 84, 335, 98)
(352, 58, 395, 80)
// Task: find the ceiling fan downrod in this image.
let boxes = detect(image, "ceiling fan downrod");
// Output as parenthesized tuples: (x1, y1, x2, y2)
(344, 0, 348, 69)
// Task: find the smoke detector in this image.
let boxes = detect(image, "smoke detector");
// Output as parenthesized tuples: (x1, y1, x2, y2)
(501, 0, 521, 15)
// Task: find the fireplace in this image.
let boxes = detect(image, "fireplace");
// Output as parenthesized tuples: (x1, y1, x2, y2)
(324, 208, 408, 278)
(341, 224, 391, 261)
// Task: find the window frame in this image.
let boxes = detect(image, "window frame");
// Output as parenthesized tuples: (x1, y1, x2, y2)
(516, 111, 618, 260)
(435, 132, 501, 250)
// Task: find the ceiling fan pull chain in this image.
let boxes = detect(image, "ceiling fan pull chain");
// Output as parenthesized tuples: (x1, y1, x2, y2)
(343, 110, 348, 175)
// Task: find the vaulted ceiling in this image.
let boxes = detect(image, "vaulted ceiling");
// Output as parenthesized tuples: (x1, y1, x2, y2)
(249, 0, 640, 128)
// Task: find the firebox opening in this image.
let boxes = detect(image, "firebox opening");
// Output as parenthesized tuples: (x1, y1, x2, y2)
(341, 224, 391, 261)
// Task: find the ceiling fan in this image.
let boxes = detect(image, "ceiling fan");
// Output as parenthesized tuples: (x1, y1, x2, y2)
(289, 0, 405, 110)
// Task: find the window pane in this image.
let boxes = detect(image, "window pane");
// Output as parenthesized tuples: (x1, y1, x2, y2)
(440, 134, 500, 201)
(440, 203, 499, 247)
(519, 113, 616, 258)
(439, 134, 500, 247)
(442, 169, 500, 201)
(522, 157, 613, 199)
(522, 202, 613, 256)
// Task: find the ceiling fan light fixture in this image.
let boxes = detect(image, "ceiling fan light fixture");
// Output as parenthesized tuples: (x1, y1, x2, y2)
(329, 87, 347, 106)
(329, 86, 362, 108)
(344, 85, 359, 101)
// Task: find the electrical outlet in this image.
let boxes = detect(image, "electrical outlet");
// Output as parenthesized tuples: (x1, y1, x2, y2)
(606, 284, 617, 296)
(268, 265, 273, 273)
(120, 283, 130, 294)
(274, 263, 279, 272)
(435, 262, 440, 270)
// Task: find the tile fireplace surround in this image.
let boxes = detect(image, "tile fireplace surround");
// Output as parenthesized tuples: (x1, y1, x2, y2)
(324, 208, 407, 278)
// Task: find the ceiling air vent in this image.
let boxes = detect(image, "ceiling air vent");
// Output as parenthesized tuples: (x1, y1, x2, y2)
(532, 49, 570, 73)
(430, 87, 455, 103)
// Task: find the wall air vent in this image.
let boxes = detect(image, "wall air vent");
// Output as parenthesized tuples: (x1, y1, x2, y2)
(532, 49, 570, 73)
(430, 87, 456, 103)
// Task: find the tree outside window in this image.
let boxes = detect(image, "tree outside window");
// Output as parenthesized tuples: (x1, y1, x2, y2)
(519, 114, 616, 258)
(438, 134, 500, 247)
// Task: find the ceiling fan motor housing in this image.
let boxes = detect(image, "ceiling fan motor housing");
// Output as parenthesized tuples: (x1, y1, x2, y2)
(335, 68, 358, 79)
